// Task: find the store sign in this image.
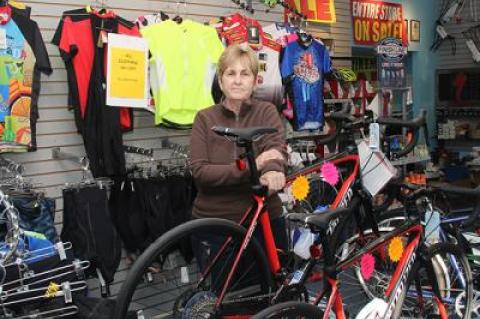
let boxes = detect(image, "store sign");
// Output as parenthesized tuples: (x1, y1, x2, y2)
(284, 0, 336, 23)
(351, 0, 405, 45)
(106, 33, 152, 112)
(376, 37, 407, 88)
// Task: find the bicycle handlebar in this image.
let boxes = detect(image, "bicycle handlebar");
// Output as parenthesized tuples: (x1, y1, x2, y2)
(390, 180, 480, 228)
(378, 110, 428, 158)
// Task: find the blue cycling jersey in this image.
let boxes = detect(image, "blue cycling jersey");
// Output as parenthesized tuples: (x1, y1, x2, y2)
(281, 40, 331, 131)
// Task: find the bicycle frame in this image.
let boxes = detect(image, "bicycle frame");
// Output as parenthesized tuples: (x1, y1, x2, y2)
(196, 155, 360, 312)
(313, 221, 448, 319)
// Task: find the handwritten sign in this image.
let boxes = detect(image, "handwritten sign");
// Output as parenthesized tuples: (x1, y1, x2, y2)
(351, 0, 405, 46)
(107, 33, 150, 110)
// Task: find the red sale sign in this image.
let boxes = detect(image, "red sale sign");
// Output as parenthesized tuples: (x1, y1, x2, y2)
(284, 0, 336, 23)
(351, 0, 407, 46)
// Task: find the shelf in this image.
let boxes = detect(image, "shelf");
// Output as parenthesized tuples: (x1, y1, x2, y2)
(324, 99, 352, 104)
(391, 155, 431, 166)
(286, 130, 326, 140)
(436, 106, 480, 119)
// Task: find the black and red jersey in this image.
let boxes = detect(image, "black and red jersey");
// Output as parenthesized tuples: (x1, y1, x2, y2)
(52, 8, 139, 133)
(53, 8, 140, 177)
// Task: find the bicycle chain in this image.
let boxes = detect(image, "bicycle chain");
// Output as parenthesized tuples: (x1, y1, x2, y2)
(188, 286, 309, 317)
(188, 291, 274, 314)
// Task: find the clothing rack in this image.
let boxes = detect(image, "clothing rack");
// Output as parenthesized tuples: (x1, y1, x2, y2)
(0, 188, 20, 264)
(275, 0, 307, 19)
(52, 147, 90, 171)
(162, 139, 188, 158)
(231, 0, 254, 14)
(0, 156, 24, 177)
(123, 145, 154, 157)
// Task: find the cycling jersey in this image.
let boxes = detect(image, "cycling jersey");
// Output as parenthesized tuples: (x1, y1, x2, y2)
(53, 8, 139, 177)
(0, 6, 51, 152)
(141, 19, 224, 126)
(281, 40, 331, 130)
(219, 14, 284, 108)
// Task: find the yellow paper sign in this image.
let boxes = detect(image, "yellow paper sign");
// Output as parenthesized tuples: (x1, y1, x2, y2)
(106, 33, 149, 110)
(110, 48, 145, 99)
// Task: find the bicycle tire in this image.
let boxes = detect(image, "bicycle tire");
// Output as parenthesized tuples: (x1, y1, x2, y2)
(251, 301, 324, 318)
(332, 223, 411, 316)
(392, 242, 473, 319)
(332, 211, 474, 318)
(113, 218, 274, 319)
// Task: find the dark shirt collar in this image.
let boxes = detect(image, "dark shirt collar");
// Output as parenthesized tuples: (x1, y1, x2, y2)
(219, 98, 253, 118)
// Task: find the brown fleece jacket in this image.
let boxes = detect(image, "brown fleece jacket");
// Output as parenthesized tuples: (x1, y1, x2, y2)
(189, 99, 287, 222)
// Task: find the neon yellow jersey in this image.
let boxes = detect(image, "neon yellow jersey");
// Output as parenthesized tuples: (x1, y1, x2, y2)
(141, 20, 224, 126)
(9, 1, 27, 9)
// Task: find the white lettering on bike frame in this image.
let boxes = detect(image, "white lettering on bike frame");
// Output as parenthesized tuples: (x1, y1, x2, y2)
(327, 188, 354, 235)
(383, 243, 418, 318)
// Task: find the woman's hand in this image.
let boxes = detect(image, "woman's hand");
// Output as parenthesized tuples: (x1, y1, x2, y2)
(256, 149, 284, 171)
(260, 171, 286, 195)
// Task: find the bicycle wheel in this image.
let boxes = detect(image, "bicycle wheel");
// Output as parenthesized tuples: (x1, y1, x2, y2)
(393, 242, 473, 319)
(113, 218, 274, 319)
(252, 301, 324, 318)
(332, 224, 412, 316)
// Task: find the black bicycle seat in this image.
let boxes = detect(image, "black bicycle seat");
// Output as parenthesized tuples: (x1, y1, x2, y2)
(287, 197, 360, 232)
(211, 126, 278, 142)
(305, 207, 352, 231)
(287, 206, 352, 232)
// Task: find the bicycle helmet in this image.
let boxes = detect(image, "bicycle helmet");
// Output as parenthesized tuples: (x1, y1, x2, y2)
(336, 68, 357, 82)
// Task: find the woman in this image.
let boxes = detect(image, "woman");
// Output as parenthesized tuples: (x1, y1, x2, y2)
(189, 43, 288, 289)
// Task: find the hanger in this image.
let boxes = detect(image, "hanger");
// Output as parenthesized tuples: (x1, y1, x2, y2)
(231, 0, 254, 14)
(0, 280, 87, 308)
(88, 0, 108, 15)
(1, 257, 88, 293)
(173, 0, 185, 24)
(11, 305, 79, 319)
(297, 30, 313, 46)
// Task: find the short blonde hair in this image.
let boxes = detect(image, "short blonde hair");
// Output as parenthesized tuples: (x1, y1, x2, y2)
(217, 44, 259, 78)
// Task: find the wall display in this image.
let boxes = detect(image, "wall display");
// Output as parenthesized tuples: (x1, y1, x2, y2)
(106, 33, 151, 112)
(283, 0, 336, 23)
(437, 69, 480, 107)
(410, 19, 420, 42)
(376, 37, 407, 88)
(351, 0, 405, 45)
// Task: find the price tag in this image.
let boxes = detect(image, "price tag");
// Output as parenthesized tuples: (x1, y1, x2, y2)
(180, 266, 189, 283)
(62, 282, 73, 303)
(425, 209, 440, 244)
(436, 25, 448, 39)
(248, 26, 260, 44)
(369, 123, 380, 151)
(55, 242, 67, 261)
